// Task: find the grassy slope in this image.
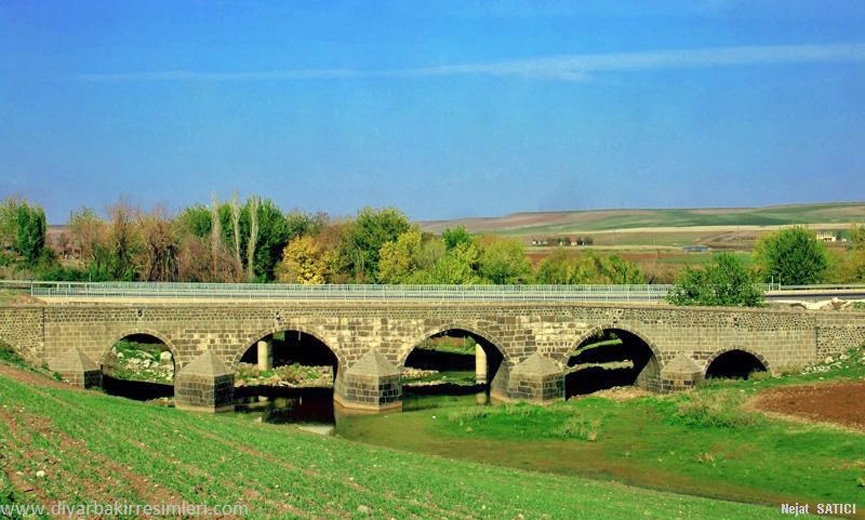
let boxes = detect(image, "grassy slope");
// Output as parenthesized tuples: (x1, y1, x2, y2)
(420, 203, 865, 236)
(0, 369, 781, 520)
(339, 349, 865, 516)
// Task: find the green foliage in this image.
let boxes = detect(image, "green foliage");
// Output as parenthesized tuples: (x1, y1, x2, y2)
(428, 242, 485, 284)
(247, 198, 290, 281)
(442, 226, 474, 250)
(479, 237, 532, 284)
(754, 226, 829, 285)
(0, 341, 25, 368)
(534, 249, 645, 284)
(534, 249, 574, 284)
(14, 203, 47, 266)
(667, 252, 764, 307)
(849, 224, 865, 251)
(175, 204, 212, 238)
(377, 229, 424, 284)
(339, 207, 412, 282)
(661, 391, 761, 429)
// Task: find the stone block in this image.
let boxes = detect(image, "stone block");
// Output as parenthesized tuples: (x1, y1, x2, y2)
(174, 351, 235, 413)
(48, 348, 102, 389)
(507, 352, 564, 404)
(659, 353, 704, 393)
(334, 350, 402, 412)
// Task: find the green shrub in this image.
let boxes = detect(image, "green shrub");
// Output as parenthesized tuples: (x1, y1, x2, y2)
(0, 341, 25, 368)
(552, 416, 602, 441)
(665, 392, 760, 429)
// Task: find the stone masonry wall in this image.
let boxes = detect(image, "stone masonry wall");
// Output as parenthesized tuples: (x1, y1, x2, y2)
(0, 305, 44, 363)
(3, 301, 865, 383)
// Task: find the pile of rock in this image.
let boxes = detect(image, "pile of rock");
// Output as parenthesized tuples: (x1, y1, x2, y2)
(109, 348, 174, 382)
(235, 362, 334, 388)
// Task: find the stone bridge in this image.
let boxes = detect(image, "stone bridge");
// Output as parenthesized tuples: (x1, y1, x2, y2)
(2, 301, 864, 412)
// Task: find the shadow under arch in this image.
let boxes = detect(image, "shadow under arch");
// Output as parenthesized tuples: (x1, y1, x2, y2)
(101, 330, 177, 401)
(398, 324, 509, 368)
(705, 348, 769, 379)
(233, 324, 342, 369)
(399, 324, 508, 399)
(102, 328, 180, 368)
(564, 324, 664, 398)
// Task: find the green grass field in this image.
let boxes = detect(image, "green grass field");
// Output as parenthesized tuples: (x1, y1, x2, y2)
(0, 366, 787, 520)
(422, 203, 865, 237)
(337, 348, 865, 517)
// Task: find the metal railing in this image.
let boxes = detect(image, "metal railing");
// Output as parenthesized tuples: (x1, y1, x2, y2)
(6, 279, 863, 303)
(24, 280, 674, 302)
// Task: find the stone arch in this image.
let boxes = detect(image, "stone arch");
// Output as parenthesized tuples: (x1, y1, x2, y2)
(233, 323, 342, 369)
(704, 347, 770, 377)
(561, 324, 664, 369)
(563, 324, 664, 396)
(397, 323, 510, 368)
(102, 328, 180, 368)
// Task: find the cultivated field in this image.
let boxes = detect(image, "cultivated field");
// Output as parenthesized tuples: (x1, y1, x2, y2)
(0, 363, 785, 520)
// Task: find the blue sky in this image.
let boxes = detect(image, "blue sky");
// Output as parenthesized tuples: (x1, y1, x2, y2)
(2, 1, 865, 223)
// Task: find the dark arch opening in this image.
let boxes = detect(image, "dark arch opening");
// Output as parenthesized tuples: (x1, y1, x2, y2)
(705, 350, 767, 380)
(102, 333, 175, 401)
(402, 329, 504, 405)
(235, 330, 339, 427)
(565, 329, 659, 399)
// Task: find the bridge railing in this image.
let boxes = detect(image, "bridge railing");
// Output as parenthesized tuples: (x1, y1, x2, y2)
(25, 280, 676, 302)
(13, 280, 865, 302)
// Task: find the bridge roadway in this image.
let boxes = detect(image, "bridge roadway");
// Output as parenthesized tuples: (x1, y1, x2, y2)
(1, 282, 864, 413)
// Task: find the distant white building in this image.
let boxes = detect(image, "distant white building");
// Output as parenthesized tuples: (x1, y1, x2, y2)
(815, 231, 837, 243)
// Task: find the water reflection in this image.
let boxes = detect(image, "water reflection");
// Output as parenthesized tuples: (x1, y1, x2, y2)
(103, 375, 174, 401)
(232, 384, 490, 434)
(234, 386, 336, 433)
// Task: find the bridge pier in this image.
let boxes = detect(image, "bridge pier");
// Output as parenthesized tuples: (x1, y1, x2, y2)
(475, 345, 487, 384)
(257, 339, 273, 371)
(504, 353, 565, 404)
(333, 350, 402, 412)
(659, 354, 704, 393)
(48, 348, 102, 389)
(174, 351, 235, 413)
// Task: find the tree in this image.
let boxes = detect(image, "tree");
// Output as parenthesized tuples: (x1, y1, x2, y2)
(754, 227, 829, 285)
(534, 249, 575, 284)
(478, 236, 532, 284)
(338, 207, 412, 283)
(248, 198, 290, 281)
(277, 236, 328, 284)
(230, 192, 242, 270)
(14, 202, 47, 266)
(667, 253, 763, 307)
(176, 204, 211, 238)
(598, 255, 645, 284)
(428, 242, 484, 284)
(442, 226, 473, 251)
(377, 229, 424, 284)
(0, 196, 23, 252)
(105, 201, 143, 280)
(138, 207, 179, 282)
(246, 196, 259, 281)
(850, 225, 865, 252)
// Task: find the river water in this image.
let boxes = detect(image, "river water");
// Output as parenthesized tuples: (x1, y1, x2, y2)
(232, 383, 488, 436)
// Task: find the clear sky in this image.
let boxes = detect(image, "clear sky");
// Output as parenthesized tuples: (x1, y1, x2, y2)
(2, 1, 865, 223)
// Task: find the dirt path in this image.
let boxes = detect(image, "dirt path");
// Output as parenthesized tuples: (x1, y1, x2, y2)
(751, 381, 865, 431)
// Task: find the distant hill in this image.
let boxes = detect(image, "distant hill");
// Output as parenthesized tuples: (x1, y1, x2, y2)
(419, 202, 865, 237)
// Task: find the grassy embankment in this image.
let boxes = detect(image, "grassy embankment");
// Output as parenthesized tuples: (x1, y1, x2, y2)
(0, 358, 783, 520)
(339, 347, 865, 516)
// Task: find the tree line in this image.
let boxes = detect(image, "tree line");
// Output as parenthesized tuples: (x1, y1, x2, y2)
(1, 196, 863, 304)
(668, 226, 865, 307)
(0, 195, 645, 285)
